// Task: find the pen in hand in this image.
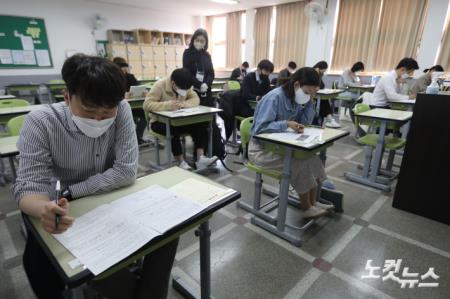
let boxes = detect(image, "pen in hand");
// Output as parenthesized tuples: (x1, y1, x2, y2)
(55, 180, 61, 229)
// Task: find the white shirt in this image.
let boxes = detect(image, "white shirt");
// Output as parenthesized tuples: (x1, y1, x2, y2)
(371, 70, 408, 107)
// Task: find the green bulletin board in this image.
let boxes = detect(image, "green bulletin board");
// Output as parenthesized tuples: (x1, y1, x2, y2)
(0, 15, 53, 68)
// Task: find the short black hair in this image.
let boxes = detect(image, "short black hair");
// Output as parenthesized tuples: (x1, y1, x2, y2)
(112, 57, 128, 68)
(351, 61, 365, 73)
(395, 58, 419, 71)
(288, 61, 297, 69)
(313, 61, 328, 70)
(257, 59, 274, 73)
(282, 67, 320, 99)
(423, 65, 444, 73)
(171, 68, 193, 90)
(242, 61, 249, 68)
(62, 54, 126, 108)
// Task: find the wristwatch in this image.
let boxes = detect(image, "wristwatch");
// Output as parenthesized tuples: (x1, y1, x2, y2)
(61, 186, 73, 201)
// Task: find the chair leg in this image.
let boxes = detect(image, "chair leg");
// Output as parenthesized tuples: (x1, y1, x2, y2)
(362, 145, 373, 177)
(155, 137, 160, 166)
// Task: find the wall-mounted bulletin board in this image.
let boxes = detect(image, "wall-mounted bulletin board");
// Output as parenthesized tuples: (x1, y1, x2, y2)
(0, 15, 53, 68)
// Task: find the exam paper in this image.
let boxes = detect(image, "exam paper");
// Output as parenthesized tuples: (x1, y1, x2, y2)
(54, 185, 204, 275)
(266, 127, 324, 146)
(111, 185, 204, 233)
(54, 205, 158, 275)
(169, 178, 235, 207)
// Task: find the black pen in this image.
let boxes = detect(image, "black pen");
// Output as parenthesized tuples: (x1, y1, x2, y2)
(55, 180, 61, 229)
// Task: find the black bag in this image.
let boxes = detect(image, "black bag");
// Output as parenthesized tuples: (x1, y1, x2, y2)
(209, 121, 234, 172)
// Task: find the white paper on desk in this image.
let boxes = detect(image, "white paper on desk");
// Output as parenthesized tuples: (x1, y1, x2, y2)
(35, 49, 51, 66)
(21, 35, 34, 50)
(111, 185, 204, 234)
(267, 127, 324, 146)
(0, 49, 13, 64)
(54, 205, 158, 275)
(169, 178, 235, 207)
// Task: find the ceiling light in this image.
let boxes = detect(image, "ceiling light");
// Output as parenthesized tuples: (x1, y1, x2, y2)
(210, 0, 240, 4)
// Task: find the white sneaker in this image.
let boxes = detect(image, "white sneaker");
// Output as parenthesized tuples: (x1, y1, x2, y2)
(196, 155, 219, 170)
(314, 201, 334, 211)
(303, 206, 327, 219)
(178, 160, 192, 170)
(325, 118, 341, 128)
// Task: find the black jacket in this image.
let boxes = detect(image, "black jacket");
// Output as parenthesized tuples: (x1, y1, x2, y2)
(230, 67, 246, 81)
(240, 71, 271, 102)
(183, 47, 215, 90)
(125, 73, 138, 92)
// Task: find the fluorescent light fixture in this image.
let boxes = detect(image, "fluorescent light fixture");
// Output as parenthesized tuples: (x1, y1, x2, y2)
(210, 0, 240, 4)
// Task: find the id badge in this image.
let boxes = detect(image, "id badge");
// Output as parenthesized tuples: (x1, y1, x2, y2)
(196, 71, 204, 82)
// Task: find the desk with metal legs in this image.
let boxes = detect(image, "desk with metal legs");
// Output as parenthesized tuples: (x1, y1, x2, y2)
(249, 128, 349, 246)
(344, 109, 412, 192)
(149, 106, 222, 170)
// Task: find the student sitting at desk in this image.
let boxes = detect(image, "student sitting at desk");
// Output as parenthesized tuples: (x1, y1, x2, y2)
(276, 61, 297, 87)
(13, 54, 177, 299)
(313, 61, 340, 128)
(248, 67, 333, 219)
(237, 59, 274, 117)
(410, 65, 444, 96)
(338, 61, 365, 91)
(143, 68, 218, 171)
(370, 57, 418, 108)
(113, 56, 148, 145)
(230, 61, 249, 82)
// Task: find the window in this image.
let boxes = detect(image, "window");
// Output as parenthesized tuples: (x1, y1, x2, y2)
(268, 7, 277, 62)
(211, 16, 227, 68)
(241, 13, 246, 62)
(331, 0, 429, 72)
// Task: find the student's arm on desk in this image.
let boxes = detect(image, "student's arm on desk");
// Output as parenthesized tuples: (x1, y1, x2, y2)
(69, 103, 138, 198)
(143, 83, 174, 112)
(12, 114, 74, 234)
(384, 78, 409, 101)
(252, 97, 288, 134)
(181, 88, 200, 108)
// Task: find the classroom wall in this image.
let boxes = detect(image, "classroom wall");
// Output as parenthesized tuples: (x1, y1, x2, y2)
(0, 0, 195, 80)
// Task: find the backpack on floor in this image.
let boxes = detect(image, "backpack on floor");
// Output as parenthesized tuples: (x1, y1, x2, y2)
(210, 121, 234, 172)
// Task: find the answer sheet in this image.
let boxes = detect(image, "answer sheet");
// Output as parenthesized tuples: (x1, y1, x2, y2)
(169, 178, 235, 207)
(54, 185, 204, 275)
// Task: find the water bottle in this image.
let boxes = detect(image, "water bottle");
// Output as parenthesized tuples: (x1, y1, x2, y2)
(426, 79, 439, 94)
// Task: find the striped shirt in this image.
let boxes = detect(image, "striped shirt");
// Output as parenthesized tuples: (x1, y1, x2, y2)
(12, 101, 138, 202)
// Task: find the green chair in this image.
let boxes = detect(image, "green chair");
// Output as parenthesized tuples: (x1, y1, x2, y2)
(353, 104, 406, 175)
(0, 99, 30, 129)
(48, 79, 65, 84)
(227, 80, 241, 91)
(6, 115, 26, 136)
(237, 117, 282, 219)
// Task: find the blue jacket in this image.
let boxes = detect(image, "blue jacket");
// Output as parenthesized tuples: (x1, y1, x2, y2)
(251, 87, 315, 136)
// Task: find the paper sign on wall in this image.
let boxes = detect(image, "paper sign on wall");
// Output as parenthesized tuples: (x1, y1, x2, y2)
(0, 49, 13, 64)
(20, 35, 34, 50)
(35, 49, 50, 66)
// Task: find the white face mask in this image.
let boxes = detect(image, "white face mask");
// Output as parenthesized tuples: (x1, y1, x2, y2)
(401, 73, 410, 79)
(295, 88, 311, 105)
(194, 41, 204, 50)
(70, 106, 116, 138)
(432, 71, 444, 79)
(176, 88, 188, 97)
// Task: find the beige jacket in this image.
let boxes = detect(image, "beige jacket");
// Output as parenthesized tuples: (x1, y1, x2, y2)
(143, 77, 199, 123)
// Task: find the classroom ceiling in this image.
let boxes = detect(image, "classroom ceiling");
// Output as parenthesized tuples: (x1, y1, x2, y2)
(91, 0, 299, 16)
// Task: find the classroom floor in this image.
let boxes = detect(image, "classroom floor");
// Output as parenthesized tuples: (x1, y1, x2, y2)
(1, 115, 449, 299)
